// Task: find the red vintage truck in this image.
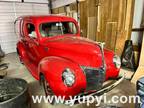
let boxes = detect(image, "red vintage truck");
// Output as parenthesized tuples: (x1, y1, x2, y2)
(15, 15, 122, 103)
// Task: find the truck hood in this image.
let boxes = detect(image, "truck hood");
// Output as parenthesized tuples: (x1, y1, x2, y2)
(41, 36, 111, 68)
(42, 36, 100, 54)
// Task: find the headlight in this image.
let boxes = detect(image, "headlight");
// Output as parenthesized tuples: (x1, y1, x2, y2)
(113, 55, 121, 68)
(62, 68, 75, 87)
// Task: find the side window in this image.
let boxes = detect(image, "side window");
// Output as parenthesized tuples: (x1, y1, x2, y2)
(26, 23, 37, 38)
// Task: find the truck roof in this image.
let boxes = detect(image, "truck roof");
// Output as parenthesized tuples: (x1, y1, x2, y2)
(17, 15, 76, 23)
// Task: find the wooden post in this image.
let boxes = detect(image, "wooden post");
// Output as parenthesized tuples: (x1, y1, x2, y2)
(115, 0, 135, 56)
(87, 0, 97, 40)
(125, 0, 135, 39)
(79, 1, 87, 37)
(131, 32, 144, 84)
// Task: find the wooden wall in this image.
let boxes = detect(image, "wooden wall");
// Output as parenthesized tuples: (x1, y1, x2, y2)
(80, 0, 135, 55)
(52, 0, 135, 56)
(52, 3, 77, 14)
(79, 1, 87, 37)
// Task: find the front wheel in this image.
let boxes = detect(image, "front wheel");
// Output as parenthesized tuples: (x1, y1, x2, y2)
(41, 75, 56, 105)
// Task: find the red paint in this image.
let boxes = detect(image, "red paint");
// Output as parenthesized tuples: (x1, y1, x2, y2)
(16, 15, 120, 98)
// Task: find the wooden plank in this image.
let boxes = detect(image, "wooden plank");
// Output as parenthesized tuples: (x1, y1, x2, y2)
(125, 0, 135, 39)
(87, 17, 96, 40)
(105, 22, 113, 49)
(111, 0, 120, 22)
(97, 0, 114, 42)
(52, 6, 65, 14)
(70, 3, 77, 11)
(111, 23, 118, 50)
(96, 0, 119, 50)
(131, 32, 144, 84)
(87, 0, 97, 17)
(86, 0, 97, 40)
(115, 31, 126, 55)
(105, 22, 118, 50)
(52, 8, 59, 14)
(131, 67, 144, 84)
(79, 1, 87, 37)
(58, 7, 65, 13)
(115, 0, 135, 56)
(117, 0, 127, 31)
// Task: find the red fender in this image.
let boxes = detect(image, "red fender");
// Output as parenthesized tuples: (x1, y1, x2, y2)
(38, 56, 86, 99)
(17, 41, 29, 63)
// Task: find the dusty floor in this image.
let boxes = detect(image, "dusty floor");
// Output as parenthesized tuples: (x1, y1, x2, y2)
(2, 53, 137, 108)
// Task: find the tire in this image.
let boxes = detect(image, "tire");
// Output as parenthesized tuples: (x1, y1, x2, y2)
(0, 78, 30, 108)
(41, 75, 56, 105)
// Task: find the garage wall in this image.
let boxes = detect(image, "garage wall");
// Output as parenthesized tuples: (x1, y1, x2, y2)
(0, 0, 48, 3)
(0, 0, 20, 1)
(24, 0, 48, 3)
(0, 2, 49, 54)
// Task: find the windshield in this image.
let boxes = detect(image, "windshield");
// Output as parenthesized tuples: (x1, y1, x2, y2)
(39, 22, 77, 37)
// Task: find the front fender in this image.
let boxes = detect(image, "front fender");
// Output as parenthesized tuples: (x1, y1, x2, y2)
(38, 56, 86, 98)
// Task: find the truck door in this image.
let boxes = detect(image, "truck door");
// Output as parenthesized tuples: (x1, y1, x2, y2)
(23, 21, 40, 65)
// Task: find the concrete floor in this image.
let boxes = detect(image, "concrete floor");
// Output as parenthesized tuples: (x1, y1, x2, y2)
(2, 53, 137, 108)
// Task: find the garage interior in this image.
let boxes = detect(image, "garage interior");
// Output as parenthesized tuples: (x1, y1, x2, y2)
(0, 0, 144, 108)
